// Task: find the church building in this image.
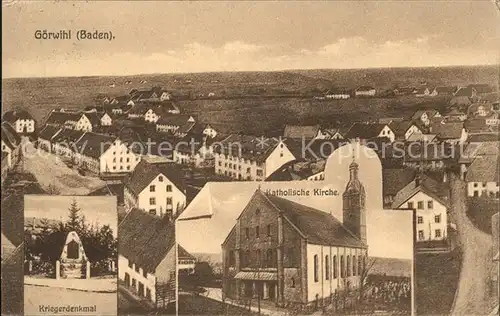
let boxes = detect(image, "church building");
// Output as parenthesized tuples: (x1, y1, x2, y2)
(221, 158, 369, 311)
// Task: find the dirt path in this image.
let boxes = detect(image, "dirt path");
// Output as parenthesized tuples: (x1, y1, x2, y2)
(449, 172, 494, 315)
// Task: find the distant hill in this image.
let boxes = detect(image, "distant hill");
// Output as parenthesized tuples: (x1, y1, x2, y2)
(370, 256, 412, 277)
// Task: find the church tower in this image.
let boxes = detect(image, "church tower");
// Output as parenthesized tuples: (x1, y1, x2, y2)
(342, 155, 367, 245)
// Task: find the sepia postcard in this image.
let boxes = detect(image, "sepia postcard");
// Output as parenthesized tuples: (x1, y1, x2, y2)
(1, 1, 499, 316)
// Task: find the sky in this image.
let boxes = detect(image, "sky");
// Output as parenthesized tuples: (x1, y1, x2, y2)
(2, 1, 499, 78)
(24, 195, 118, 237)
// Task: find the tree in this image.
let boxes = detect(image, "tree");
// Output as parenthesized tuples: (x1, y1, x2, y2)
(67, 199, 82, 233)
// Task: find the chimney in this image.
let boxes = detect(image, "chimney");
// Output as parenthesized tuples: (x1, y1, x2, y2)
(415, 174, 421, 187)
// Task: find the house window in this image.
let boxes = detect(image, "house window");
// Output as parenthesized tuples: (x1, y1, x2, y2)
(266, 249, 273, 267)
(313, 255, 319, 282)
(166, 185, 172, 192)
(483, 182, 487, 187)
(218, 161, 222, 166)
(340, 255, 345, 278)
(120, 158, 123, 162)
(417, 201, 424, 209)
(150, 185, 155, 192)
(435, 229, 441, 238)
(267, 224, 271, 237)
(333, 255, 338, 279)
(428, 200, 433, 209)
(347, 256, 351, 277)
(474, 183, 478, 188)
(256, 226, 260, 238)
(149, 209, 156, 215)
(418, 230, 424, 240)
(166, 197, 172, 205)
(159, 176, 163, 182)
(408, 202, 414, 209)
(256, 249, 261, 266)
(280, 152, 284, 157)
(353, 255, 356, 276)
(256, 169, 263, 176)
(358, 256, 362, 276)
(149, 198, 156, 205)
(128, 260, 133, 268)
(474, 191, 479, 197)
(247, 167, 251, 174)
(417, 216, 423, 224)
(113, 158, 116, 163)
(325, 255, 330, 280)
(245, 228, 250, 240)
(435, 215, 441, 223)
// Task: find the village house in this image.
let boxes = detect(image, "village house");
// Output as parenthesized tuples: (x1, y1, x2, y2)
(45, 110, 81, 129)
(406, 133, 437, 143)
(50, 128, 86, 159)
(402, 142, 454, 171)
(411, 110, 442, 127)
(74, 113, 101, 132)
(129, 87, 172, 103)
(173, 120, 198, 138)
(123, 160, 187, 218)
(324, 128, 346, 140)
(172, 136, 215, 168)
(1, 122, 22, 169)
(388, 121, 423, 141)
(265, 160, 327, 182)
(283, 125, 332, 140)
(37, 125, 62, 152)
(118, 208, 177, 308)
(464, 118, 499, 135)
(430, 86, 457, 97)
(454, 86, 477, 98)
(428, 119, 468, 144)
(467, 102, 497, 118)
(345, 123, 395, 142)
(213, 134, 296, 181)
(463, 142, 500, 198)
(415, 87, 431, 97)
(443, 108, 467, 122)
(382, 168, 417, 208)
(393, 87, 417, 96)
(222, 159, 368, 310)
(325, 88, 351, 99)
(156, 115, 196, 133)
(178, 245, 196, 275)
(100, 112, 113, 126)
(98, 137, 142, 174)
(354, 86, 376, 97)
(392, 174, 449, 242)
(2, 110, 36, 135)
(467, 84, 493, 95)
(73, 132, 116, 174)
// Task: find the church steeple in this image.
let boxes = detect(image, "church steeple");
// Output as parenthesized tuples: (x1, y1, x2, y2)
(342, 153, 367, 245)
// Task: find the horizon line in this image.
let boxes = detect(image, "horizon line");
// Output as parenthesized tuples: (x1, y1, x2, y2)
(3, 63, 499, 80)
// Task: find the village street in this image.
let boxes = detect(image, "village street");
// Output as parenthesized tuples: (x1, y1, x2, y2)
(21, 139, 106, 195)
(449, 172, 496, 315)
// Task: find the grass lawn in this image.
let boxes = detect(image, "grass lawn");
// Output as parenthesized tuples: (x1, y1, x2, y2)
(415, 249, 462, 315)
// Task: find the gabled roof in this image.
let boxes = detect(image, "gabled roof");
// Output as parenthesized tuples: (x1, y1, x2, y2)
(157, 115, 194, 126)
(45, 111, 80, 125)
(213, 134, 287, 163)
(178, 244, 195, 260)
(1, 122, 21, 149)
(260, 191, 366, 248)
(388, 121, 417, 138)
(124, 160, 186, 196)
(175, 121, 197, 136)
(383, 168, 417, 197)
(51, 128, 85, 144)
(283, 125, 321, 139)
(38, 125, 61, 141)
(433, 86, 457, 94)
(391, 174, 450, 209)
(356, 86, 375, 91)
(464, 118, 499, 134)
(3, 110, 34, 123)
(454, 86, 476, 97)
(118, 208, 175, 273)
(465, 154, 500, 182)
(411, 110, 439, 121)
(81, 113, 101, 126)
(345, 123, 388, 139)
(74, 132, 115, 159)
(406, 133, 437, 143)
(429, 120, 464, 140)
(467, 103, 494, 116)
(467, 84, 493, 94)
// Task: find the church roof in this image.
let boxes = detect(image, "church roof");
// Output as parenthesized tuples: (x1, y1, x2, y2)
(255, 190, 366, 248)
